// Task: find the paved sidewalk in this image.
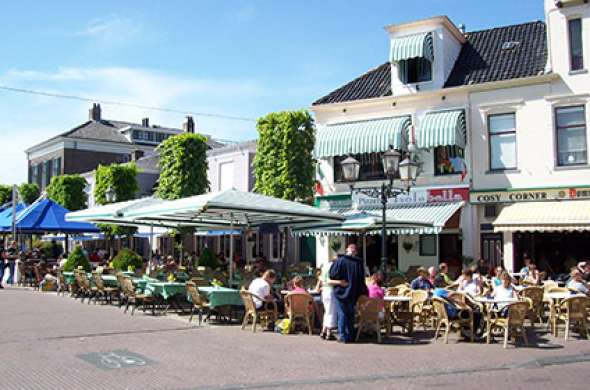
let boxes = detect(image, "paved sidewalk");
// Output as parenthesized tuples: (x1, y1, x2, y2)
(1, 288, 590, 389)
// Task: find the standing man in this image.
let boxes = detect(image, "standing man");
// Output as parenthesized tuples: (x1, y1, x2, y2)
(329, 243, 367, 343)
(6, 241, 18, 285)
(0, 241, 5, 289)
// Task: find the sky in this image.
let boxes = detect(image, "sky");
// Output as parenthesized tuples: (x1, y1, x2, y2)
(0, 0, 544, 184)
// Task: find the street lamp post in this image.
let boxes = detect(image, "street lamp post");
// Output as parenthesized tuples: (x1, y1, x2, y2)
(340, 145, 419, 274)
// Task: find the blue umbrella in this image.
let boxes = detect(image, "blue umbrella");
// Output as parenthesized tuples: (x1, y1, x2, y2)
(13, 198, 99, 234)
(0, 203, 28, 232)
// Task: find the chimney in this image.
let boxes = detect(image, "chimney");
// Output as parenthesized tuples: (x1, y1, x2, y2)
(183, 116, 195, 133)
(458, 24, 466, 34)
(141, 117, 150, 127)
(88, 103, 102, 121)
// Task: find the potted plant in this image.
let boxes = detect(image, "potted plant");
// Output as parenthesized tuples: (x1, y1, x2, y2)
(402, 241, 413, 253)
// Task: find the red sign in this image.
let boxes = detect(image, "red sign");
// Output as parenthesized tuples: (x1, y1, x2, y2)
(428, 187, 469, 203)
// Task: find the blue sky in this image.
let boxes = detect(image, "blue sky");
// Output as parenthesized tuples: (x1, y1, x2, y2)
(0, 0, 543, 184)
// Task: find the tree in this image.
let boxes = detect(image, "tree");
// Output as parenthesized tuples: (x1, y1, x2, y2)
(94, 163, 139, 238)
(63, 246, 91, 272)
(0, 184, 12, 205)
(156, 133, 209, 200)
(253, 110, 316, 202)
(18, 183, 40, 204)
(46, 175, 87, 211)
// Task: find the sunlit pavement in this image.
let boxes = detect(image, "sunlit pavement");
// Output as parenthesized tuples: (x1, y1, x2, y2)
(1, 288, 589, 390)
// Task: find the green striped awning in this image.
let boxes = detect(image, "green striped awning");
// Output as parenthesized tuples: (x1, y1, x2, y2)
(314, 116, 411, 158)
(390, 32, 433, 62)
(418, 110, 466, 149)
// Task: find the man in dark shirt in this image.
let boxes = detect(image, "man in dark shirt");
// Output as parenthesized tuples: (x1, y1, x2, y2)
(0, 242, 5, 289)
(410, 267, 434, 290)
(6, 241, 17, 285)
(329, 244, 368, 343)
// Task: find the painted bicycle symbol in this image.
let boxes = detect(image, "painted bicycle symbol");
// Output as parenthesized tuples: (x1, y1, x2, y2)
(99, 352, 147, 369)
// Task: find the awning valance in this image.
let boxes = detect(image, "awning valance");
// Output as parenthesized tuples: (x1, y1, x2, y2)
(493, 200, 590, 232)
(293, 201, 463, 237)
(390, 32, 434, 62)
(314, 116, 411, 158)
(418, 109, 466, 149)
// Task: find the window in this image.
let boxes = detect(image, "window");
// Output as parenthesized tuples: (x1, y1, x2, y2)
(568, 18, 584, 71)
(31, 164, 40, 186)
(52, 157, 62, 177)
(419, 235, 437, 256)
(484, 205, 497, 218)
(555, 105, 587, 166)
(399, 58, 432, 84)
(43, 160, 52, 188)
(434, 146, 464, 175)
(334, 152, 395, 182)
(488, 113, 517, 170)
(219, 162, 235, 191)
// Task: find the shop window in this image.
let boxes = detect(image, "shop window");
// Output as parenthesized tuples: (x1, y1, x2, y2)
(43, 160, 52, 187)
(555, 105, 587, 166)
(484, 205, 498, 218)
(52, 157, 62, 177)
(568, 18, 584, 71)
(335, 152, 397, 182)
(488, 113, 517, 170)
(419, 235, 437, 256)
(434, 146, 464, 176)
(399, 58, 432, 84)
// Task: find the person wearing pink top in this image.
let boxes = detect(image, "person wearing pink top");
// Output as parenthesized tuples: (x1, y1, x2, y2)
(366, 273, 385, 311)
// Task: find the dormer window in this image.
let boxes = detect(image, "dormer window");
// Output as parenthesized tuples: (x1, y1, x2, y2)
(390, 32, 434, 84)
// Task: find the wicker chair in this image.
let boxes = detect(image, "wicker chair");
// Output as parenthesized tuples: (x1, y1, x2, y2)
(56, 271, 68, 296)
(284, 292, 314, 335)
(542, 280, 559, 293)
(519, 286, 544, 327)
(186, 281, 211, 325)
(552, 296, 590, 341)
(355, 295, 383, 343)
(91, 272, 118, 304)
(410, 289, 433, 329)
(189, 277, 209, 287)
(432, 296, 474, 344)
(121, 277, 154, 315)
(74, 270, 95, 303)
(239, 289, 277, 333)
(486, 301, 529, 348)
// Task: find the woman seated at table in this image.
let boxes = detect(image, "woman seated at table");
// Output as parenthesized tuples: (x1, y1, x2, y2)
(458, 269, 481, 296)
(367, 273, 385, 320)
(566, 269, 590, 296)
(522, 262, 541, 286)
(289, 275, 307, 293)
(491, 266, 504, 288)
(491, 272, 518, 316)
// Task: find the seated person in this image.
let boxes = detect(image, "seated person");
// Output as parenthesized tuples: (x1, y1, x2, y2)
(367, 273, 384, 301)
(567, 269, 590, 296)
(290, 275, 307, 293)
(410, 267, 434, 290)
(433, 276, 482, 338)
(492, 271, 518, 316)
(491, 266, 504, 288)
(437, 262, 453, 286)
(522, 262, 541, 285)
(519, 257, 532, 275)
(582, 262, 590, 283)
(428, 266, 437, 285)
(248, 269, 277, 310)
(458, 269, 481, 296)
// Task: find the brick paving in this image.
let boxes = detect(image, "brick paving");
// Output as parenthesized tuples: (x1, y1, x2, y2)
(1, 288, 590, 389)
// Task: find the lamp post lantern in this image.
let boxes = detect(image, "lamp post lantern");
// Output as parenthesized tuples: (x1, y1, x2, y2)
(341, 145, 419, 274)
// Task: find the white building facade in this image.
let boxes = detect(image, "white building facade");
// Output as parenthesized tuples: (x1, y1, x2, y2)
(310, 0, 590, 276)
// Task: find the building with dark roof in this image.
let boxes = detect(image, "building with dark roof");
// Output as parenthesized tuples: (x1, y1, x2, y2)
(25, 103, 221, 190)
(310, 1, 590, 275)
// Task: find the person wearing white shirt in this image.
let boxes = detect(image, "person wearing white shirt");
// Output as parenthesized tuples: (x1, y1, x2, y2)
(247, 269, 277, 309)
(567, 269, 590, 296)
(458, 269, 481, 296)
(492, 272, 518, 315)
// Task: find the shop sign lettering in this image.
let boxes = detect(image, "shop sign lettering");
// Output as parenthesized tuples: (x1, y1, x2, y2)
(470, 187, 590, 204)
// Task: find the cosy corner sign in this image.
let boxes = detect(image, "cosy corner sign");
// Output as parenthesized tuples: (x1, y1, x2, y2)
(470, 187, 590, 204)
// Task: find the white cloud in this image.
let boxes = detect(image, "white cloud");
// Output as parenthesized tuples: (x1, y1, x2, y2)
(74, 15, 142, 46)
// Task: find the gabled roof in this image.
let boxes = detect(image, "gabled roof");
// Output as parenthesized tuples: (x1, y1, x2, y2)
(312, 21, 548, 106)
(445, 21, 547, 87)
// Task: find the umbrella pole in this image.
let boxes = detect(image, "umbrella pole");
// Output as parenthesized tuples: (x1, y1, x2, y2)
(65, 233, 69, 256)
(229, 215, 234, 287)
(363, 234, 367, 276)
(148, 224, 153, 274)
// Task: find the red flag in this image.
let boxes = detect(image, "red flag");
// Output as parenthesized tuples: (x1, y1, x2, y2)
(314, 180, 324, 196)
(460, 159, 468, 182)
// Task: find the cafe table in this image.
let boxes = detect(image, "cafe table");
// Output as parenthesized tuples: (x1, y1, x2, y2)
(384, 295, 412, 336)
(198, 286, 243, 309)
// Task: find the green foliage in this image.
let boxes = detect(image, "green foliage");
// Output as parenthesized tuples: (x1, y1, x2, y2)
(156, 133, 209, 200)
(0, 184, 12, 205)
(32, 239, 63, 259)
(94, 163, 139, 237)
(18, 183, 40, 204)
(198, 247, 219, 269)
(46, 175, 87, 211)
(111, 248, 143, 271)
(63, 246, 91, 272)
(253, 110, 315, 201)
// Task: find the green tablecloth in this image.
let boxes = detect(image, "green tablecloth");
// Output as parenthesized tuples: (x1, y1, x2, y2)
(62, 272, 119, 288)
(198, 287, 243, 308)
(63, 272, 75, 285)
(144, 281, 186, 300)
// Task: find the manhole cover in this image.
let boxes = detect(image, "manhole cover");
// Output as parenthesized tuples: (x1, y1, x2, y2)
(77, 349, 156, 370)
